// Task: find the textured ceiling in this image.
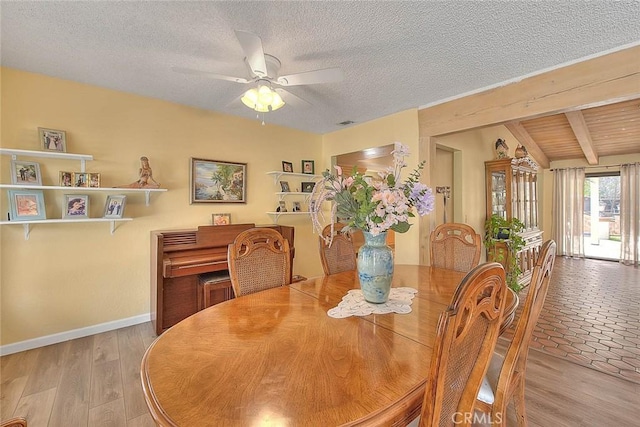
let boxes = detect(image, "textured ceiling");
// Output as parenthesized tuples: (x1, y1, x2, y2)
(2, 1, 639, 135)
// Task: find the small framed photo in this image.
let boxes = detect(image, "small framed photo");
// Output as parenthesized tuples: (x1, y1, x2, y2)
(292, 201, 301, 212)
(212, 213, 231, 225)
(73, 172, 89, 187)
(282, 161, 293, 173)
(10, 161, 42, 186)
(59, 171, 73, 187)
(62, 194, 89, 219)
(39, 127, 67, 152)
(88, 173, 101, 188)
(276, 201, 287, 212)
(279, 181, 290, 192)
(190, 158, 247, 204)
(103, 195, 126, 218)
(301, 182, 316, 193)
(302, 160, 315, 174)
(7, 189, 46, 221)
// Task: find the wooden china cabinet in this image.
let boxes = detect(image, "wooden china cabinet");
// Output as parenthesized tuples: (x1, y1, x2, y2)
(485, 157, 543, 288)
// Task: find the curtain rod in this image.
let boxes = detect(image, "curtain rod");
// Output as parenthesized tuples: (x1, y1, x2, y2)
(549, 163, 632, 171)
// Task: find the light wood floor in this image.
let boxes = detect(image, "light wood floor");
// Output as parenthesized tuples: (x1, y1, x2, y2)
(2, 322, 639, 426)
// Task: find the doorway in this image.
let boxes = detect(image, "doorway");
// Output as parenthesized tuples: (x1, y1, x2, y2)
(584, 173, 621, 260)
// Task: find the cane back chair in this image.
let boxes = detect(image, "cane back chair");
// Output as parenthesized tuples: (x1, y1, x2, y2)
(430, 223, 482, 273)
(318, 223, 357, 275)
(415, 262, 507, 427)
(475, 240, 557, 426)
(227, 228, 291, 297)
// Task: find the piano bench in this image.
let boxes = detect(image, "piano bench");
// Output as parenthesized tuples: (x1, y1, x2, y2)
(198, 272, 234, 310)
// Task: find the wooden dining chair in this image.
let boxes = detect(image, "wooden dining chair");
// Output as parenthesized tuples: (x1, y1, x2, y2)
(430, 223, 481, 272)
(412, 262, 507, 427)
(0, 417, 27, 427)
(227, 228, 291, 297)
(318, 223, 357, 275)
(475, 240, 557, 426)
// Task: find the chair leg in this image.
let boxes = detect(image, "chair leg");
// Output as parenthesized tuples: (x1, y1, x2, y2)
(512, 381, 528, 426)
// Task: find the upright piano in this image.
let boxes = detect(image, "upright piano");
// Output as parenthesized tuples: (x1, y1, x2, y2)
(151, 223, 295, 335)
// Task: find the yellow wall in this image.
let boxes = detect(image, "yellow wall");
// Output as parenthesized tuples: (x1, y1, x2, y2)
(0, 68, 324, 346)
(432, 125, 518, 255)
(322, 110, 422, 264)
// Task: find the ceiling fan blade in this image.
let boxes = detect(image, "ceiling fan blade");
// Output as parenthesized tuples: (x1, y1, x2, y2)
(171, 67, 249, 83)
(235, 30, 268, 78)
(277, 68, 344, 86)
(275, 88, 311, 107)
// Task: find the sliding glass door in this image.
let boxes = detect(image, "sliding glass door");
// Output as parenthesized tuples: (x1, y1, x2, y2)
(584, 173, 621, 260)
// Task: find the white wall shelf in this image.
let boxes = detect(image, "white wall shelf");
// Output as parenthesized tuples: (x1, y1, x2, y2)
(0, 184, 166, 205)
(266, 171, 321, 223)
(0, 218, 133, 240)
(1, 148, 94, 172)
(1, 148, 167, 238)
(266, 211, 311, 222)
(266, 171, 321, 183)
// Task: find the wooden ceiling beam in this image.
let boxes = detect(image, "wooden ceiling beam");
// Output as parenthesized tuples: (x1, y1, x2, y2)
(504, 122, 550, 168)
(564, 111, 599, 165)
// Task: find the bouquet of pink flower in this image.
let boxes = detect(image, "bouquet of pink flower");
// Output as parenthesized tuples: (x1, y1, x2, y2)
(310, 142, 435, 240)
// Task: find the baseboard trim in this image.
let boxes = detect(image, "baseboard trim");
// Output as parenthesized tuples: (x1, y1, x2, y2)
(0, 313, 151, 356)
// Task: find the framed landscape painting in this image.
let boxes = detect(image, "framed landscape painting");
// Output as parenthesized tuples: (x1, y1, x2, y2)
(190, 158, 246, 204)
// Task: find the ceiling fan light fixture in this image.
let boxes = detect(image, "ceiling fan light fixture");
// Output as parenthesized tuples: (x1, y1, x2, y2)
(241, 84, 285, 113)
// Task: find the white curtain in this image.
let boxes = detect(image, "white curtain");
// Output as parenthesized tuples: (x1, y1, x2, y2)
(620, 163, 640, 267)
(552, 168, 585, 258)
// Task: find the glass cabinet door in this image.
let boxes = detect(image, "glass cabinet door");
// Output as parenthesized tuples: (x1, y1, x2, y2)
(491, 171, 507, 219)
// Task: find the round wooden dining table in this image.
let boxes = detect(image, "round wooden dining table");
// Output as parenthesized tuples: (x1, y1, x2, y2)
(141, 265, 517, 426)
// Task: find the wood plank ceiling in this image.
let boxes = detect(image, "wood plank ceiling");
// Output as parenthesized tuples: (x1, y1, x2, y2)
(506, 98, 640, 168)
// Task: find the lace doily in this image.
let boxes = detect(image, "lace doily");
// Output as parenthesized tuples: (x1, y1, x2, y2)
(327, 287, 418, 318)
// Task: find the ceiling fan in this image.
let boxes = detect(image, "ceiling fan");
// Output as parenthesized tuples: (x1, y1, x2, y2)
(173, 30, 344, 113)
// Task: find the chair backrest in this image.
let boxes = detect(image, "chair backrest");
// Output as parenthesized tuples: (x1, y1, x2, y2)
(318, 223, 357, 275)
(430, 223, 481, 272)
(419, 262, 507, 427)
(0, 418, 27, 427)
(228, 228, 291, 297)
(495, 240, 557, 396)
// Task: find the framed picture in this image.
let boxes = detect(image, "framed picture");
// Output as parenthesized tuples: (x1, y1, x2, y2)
(39, 127, 67, 152)
(282, 161, 293, 173)
(73, 172, 88, 187)
(276, 201, 287, 212)
(62, 194, 89, 219)
(292, 201, 301, 212)
(279, 181, 290, 192)
(301, 182, 316, 193)
(190, 158, 247, 204)
(88, 173, 101, 188)
(212, 213, 231, 225)
(59, 171, 73, 187)
(10, 161, 42, 186)
(302, 160, 315, 174)
(103, 195, 126, 218)
(7, 189, 46, 221)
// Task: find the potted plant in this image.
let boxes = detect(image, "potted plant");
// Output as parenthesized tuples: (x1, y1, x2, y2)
(484, 214, 526, 292)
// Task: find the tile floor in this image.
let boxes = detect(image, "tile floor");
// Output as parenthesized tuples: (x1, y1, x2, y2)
(502, 256, 640, 384)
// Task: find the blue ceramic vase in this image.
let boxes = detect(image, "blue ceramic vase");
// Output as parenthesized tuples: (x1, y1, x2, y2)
(357, 231, 394, 303)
